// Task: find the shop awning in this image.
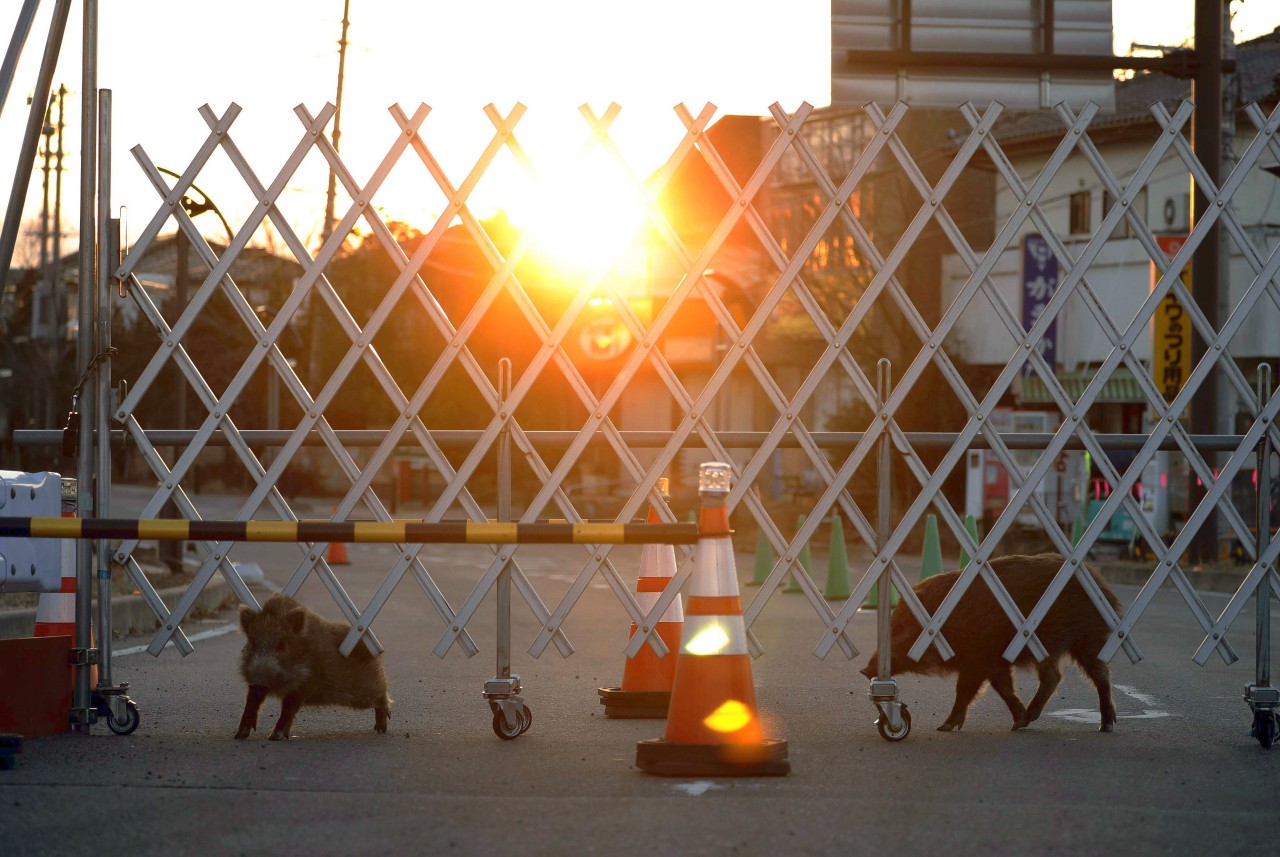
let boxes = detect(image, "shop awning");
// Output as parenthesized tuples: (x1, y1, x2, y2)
(1019, 365, 1147, 404)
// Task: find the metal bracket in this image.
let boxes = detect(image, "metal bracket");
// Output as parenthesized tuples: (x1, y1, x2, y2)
(68, 648, 101, 666)
(69, 707, 97, 725)
(1244, 684, 1280, 713)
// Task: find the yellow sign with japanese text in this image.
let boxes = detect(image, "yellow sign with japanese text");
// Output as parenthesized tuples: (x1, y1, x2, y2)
(1152, 235, 1192, 406)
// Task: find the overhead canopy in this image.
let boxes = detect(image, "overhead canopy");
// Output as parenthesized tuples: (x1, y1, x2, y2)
(832, 0, 1117, 110)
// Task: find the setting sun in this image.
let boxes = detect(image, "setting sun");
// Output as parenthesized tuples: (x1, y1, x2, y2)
(500, 145, 653, 277)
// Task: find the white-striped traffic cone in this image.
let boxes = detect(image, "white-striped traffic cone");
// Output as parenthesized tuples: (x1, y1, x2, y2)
(636, 463, 789, 776)
(598, 481, 683, 718)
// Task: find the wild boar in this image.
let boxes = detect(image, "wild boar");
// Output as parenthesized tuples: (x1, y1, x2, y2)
(860, 554, 1120, 733)
(234, 594, 391, 741)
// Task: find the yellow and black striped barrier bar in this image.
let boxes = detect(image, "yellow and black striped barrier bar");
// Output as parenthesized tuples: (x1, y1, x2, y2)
(0, 517, 701, 545)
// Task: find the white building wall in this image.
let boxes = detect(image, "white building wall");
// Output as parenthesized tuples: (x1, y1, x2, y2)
(945, 129, 1280, 371)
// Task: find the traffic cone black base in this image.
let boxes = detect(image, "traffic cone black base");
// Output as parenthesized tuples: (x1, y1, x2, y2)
(597, 687, 670, 719)
(635, 738, 790, 777)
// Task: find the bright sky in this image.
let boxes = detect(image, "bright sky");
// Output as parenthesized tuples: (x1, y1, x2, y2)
(1, 0, 1276, 262)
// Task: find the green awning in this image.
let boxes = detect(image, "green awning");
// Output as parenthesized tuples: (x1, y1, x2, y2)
(1019, 366, 1147, 404)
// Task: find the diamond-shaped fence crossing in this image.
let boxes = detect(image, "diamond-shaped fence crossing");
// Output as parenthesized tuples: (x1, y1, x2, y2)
(88, 97, 1280, 682)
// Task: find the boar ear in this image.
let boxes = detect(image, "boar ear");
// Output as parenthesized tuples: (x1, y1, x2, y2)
(285, 607, 307, 635)
(238, 605, 255, 633)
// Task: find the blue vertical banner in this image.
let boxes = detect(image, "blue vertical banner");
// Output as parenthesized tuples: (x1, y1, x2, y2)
(1021, 234, 1058, 377)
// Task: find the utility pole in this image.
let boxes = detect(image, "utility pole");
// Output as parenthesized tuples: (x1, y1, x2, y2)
(308, 0, 351, 400)
(322, 0, 350, 251)
(36, 92, 51, 342)
(52, 83, 65, 343)
(1187, 0, 1227, 565)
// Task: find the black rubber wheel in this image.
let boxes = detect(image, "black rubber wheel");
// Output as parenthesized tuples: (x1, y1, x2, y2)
(107, 701, 140, 736)
(492, 707, 522, 740)
(517, 705, 532, 735)
(876, 704, 911, 743)
(1254, 712, 1276, 749)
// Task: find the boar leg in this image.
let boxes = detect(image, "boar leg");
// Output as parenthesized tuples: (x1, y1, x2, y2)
(1076, 657, 1116, 732)
(988, 666, 1030, 730)
(939, 670, 986, 731)
(1024, 658, 1063, 726)
(234, 684, 269, 740)
(374, 697, 390, 734)
(269, 691, 305, 741)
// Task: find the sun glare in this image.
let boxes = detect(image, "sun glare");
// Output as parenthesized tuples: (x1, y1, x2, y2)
(502, 150, 652, 277)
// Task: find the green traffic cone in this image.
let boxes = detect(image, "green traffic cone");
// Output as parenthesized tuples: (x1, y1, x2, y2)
(785, 514, 811, 592)
(920, 513, 943, 580)
(959, 514, 980, 568)
(1070, 506, 1085, 547)
(862, 566, 898, 608)
(824, 514, 851, 599)
(749, 528, 773, 586)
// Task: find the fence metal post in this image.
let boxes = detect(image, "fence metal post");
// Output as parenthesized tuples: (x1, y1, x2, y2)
(71, 0, 98, 734)
(94, 88, 112, 690)
(869, 358, 909, 741)
(483, 358, 530, 738)
(1245, 364, 1278, 747)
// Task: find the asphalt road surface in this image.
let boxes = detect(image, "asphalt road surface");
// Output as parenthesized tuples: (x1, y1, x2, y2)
(2, 532, 1278, 856)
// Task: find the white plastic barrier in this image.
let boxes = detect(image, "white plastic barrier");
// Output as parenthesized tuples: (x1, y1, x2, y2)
(0, 470, 64, 593)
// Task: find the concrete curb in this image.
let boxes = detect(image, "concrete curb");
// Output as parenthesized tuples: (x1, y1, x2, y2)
(0, 578, 235, 640)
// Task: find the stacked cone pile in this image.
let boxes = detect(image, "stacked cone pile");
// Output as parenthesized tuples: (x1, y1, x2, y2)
(636, 462, 789, 777)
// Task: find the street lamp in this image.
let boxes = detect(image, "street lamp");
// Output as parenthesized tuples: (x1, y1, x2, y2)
(155, 167, 233, 430)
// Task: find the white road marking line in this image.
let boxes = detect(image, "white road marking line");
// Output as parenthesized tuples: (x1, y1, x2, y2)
(1048, 684, 1172, 722)
(671, 780, 724, 796)
(1048, 708, 1173, 723)
(112, 623, 239, 658)
(1114, 684, 1161, 707)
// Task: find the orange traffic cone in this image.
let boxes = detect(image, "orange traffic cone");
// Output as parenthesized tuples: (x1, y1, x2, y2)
(598, 481, 683, 718)
(636, 462, 789, 777)
(326, 508, 349, 565)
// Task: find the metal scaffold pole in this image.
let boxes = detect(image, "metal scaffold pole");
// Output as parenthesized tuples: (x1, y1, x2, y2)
(72, 0, 98, 734)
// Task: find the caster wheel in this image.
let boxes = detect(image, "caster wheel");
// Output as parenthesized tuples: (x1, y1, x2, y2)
(1253, 712, 1276, 749)
(492, 705, 531, 740)
(107, 701, 140, 736)
(876, 704, 911, 743)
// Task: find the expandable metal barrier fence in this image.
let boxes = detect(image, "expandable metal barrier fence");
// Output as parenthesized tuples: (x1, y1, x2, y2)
(11, 88, 1280, 746)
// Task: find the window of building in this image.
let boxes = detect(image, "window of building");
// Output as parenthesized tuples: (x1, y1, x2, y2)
(1103, 188, 1147, 239)
(1069, 190, 1091, 235)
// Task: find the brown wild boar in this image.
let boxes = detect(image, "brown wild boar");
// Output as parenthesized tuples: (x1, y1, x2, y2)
(860, 554, 1120, 733)
(234, 593, 391, 741)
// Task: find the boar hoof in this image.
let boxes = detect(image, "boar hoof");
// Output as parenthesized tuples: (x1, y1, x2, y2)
(1012, 717, 1030, 731)
(269, 730, 290, 741)
(1099, 722, 1114, 733)
(937, 722, 959, 732)
(233, 727, 251, 740)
